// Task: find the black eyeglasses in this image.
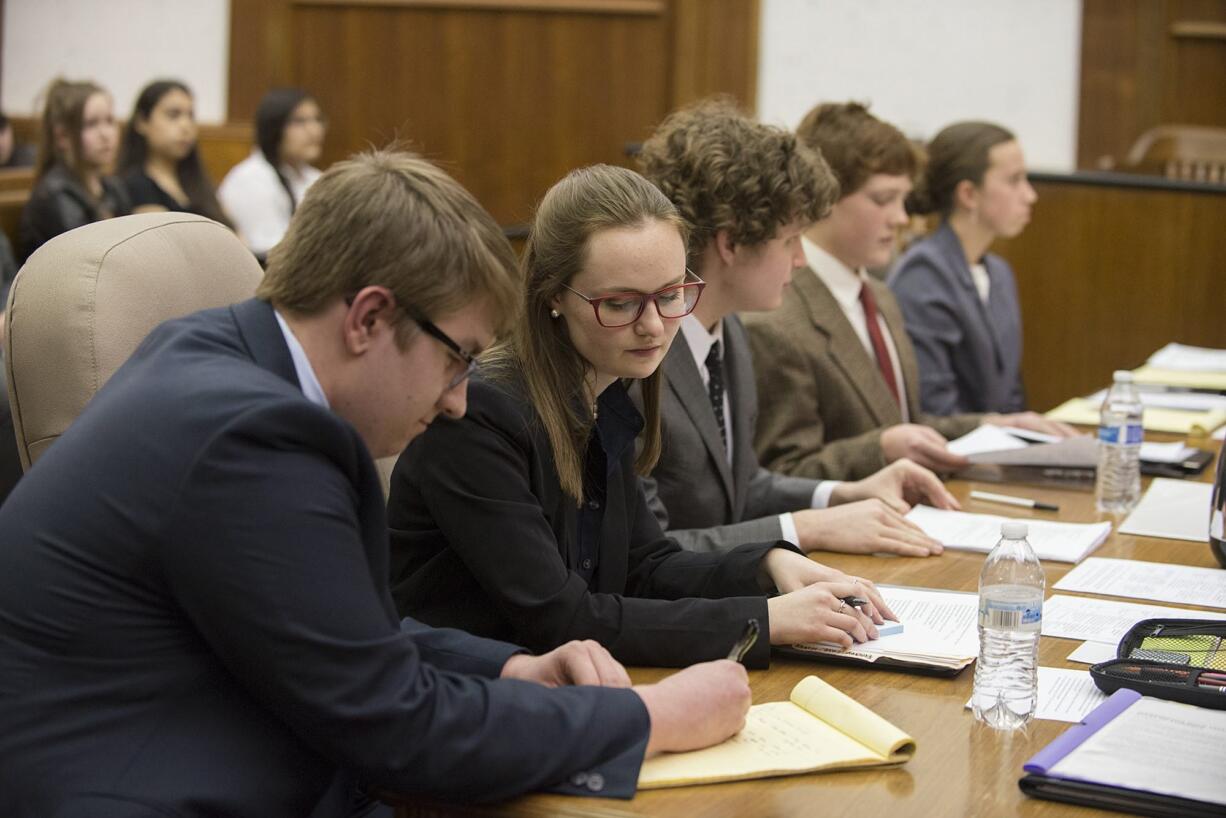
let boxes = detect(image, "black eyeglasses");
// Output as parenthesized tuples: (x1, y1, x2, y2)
(561, 270, 705, 328)
(347, 292, 479, 389)
(402, 306, 479, 390)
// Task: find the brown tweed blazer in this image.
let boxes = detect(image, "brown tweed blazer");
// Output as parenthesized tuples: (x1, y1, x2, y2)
(743, 266, 981, 480)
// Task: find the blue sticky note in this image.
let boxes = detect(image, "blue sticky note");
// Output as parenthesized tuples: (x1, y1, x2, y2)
(877, 620, 904, 638)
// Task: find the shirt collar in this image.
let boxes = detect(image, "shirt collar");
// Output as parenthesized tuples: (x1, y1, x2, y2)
(273, 309, 330, 409)
(803, 236, 867, 313)
(679, 313, 725, 373)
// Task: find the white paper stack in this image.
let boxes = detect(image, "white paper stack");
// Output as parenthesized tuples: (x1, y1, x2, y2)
(1117, 479, 1213, 542)
(906, 505, 1112, 563)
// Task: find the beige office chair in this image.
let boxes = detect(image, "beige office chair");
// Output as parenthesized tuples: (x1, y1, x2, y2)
(4, 213, 263, 470)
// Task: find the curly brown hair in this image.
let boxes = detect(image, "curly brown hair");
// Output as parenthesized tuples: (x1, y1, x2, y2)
(638, 97, 836, 268)
(795, 101, 918, 198)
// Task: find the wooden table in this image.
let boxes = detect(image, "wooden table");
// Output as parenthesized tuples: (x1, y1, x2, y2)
(392, 441, 1220, 818)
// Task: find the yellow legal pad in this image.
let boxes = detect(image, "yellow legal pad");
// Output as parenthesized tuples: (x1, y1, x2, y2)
(1131, 366, 1226, 392)
(1045, 398, 1226, 435)
(637, 676, 915, 789)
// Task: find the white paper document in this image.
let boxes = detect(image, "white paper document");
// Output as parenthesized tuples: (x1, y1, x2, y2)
(793, 586, 978, 670)
(1048, 697, 1226, 807)
(1118, 478, 1213, 542)
(1137, 441, 1200, 464)
(1041, 594, 1226, 643)
(946, 424, 1029, 457)
(1054, 557, 1226, 610)
(906, 505, 1112, 563)
(1066, 641, 1117, 665)
(964, 668, 1107, 723)
(1147, 342, 1226, 373)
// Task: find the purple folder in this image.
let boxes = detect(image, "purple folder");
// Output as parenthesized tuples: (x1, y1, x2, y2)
(1023, 688, 1142, 774)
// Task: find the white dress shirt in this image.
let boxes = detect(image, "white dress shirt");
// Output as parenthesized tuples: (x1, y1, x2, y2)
(679, 315, 836, 546)
(803, 237, 910, 421)
(274, 309, 329, 409)
(218, 150, 322, 257)
(969, 261, 991, 304)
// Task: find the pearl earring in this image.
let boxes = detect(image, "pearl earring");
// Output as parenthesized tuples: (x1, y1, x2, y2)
(550, 309, 560, 318)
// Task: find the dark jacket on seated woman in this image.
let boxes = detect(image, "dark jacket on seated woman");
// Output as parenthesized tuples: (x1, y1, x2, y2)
(19, 165, 131, 262)
(387, 369, 789, 669)
(121, 169, 198, 215)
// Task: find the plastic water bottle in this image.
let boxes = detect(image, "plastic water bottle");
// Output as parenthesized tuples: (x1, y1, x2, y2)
(1094, 370, 1143, 514)
(972, 521, 1044, 730)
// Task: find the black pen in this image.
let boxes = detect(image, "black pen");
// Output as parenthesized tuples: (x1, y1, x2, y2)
(839, 596, 868, 609)
(726, 619, 759, 663)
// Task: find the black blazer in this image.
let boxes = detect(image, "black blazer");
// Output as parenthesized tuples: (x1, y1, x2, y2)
(388, 372, 783, 669)
(18, 164, 132, 262)
(0, 299, 649, 817)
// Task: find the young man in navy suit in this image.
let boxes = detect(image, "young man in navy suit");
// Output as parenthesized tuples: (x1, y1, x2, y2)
(0, 150, 750, 818)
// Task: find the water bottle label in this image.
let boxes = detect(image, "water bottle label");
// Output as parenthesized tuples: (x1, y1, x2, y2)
(1098, 423, 1142, 445)
(979, 599, 1042, 630)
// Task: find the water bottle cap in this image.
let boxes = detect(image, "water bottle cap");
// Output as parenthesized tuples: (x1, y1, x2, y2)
(1112, 370, 1134, 383)
(1001, 521, 1028, 539)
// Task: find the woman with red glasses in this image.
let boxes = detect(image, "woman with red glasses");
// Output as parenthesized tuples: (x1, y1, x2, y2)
(385, 164, 893, 669)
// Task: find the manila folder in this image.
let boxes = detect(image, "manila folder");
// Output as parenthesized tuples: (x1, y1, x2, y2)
(637, 675, 915, 789)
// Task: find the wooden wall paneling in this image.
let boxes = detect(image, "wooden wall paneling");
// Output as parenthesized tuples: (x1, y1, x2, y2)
(197, 123, 255, 185)
(666, 0, 759, 111)
(227, 0, 761, 227)
(288, 2, 671, 224)
(1163, 0, 1226, 125)
(1077, 0, 1166, 169)
(994, 177, 1226, 411)
(1078, 0, 1226, 170)
(228, 0, 295, 122)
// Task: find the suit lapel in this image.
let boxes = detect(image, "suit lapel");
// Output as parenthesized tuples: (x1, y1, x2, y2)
(793, 269, 901, 428)
(662, 335, 736, 506)
(934, 223, 1006, 373)
(722, 318, 758, 516)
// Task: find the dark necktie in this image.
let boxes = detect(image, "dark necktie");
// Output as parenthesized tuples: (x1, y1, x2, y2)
(858, 283, 901, 407)
(705, 340, 728, 452)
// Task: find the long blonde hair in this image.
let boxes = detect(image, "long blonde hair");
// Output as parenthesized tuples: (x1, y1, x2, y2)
(486, 164, 686, 502)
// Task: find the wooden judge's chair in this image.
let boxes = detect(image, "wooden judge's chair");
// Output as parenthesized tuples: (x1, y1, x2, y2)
(1123, 125, 1226, 184)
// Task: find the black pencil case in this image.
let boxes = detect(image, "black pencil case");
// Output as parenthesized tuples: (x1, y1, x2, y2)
(1089, 618, 1226, 710)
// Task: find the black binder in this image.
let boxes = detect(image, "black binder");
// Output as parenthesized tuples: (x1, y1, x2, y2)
(1018, 774, 1226, 818)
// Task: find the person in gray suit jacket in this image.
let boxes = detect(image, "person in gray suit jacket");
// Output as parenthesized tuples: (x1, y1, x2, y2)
(634, 100, 958, 557)
(889, 122, 1076, 425)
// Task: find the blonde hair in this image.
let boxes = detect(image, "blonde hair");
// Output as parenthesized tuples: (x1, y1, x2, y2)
(486, 164, 686, 502)
(258, 148, 520, 341)
(639, 97, 837, 268)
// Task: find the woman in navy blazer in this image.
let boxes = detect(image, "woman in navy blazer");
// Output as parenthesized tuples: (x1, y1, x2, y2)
(888, 122, 1036, 416)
